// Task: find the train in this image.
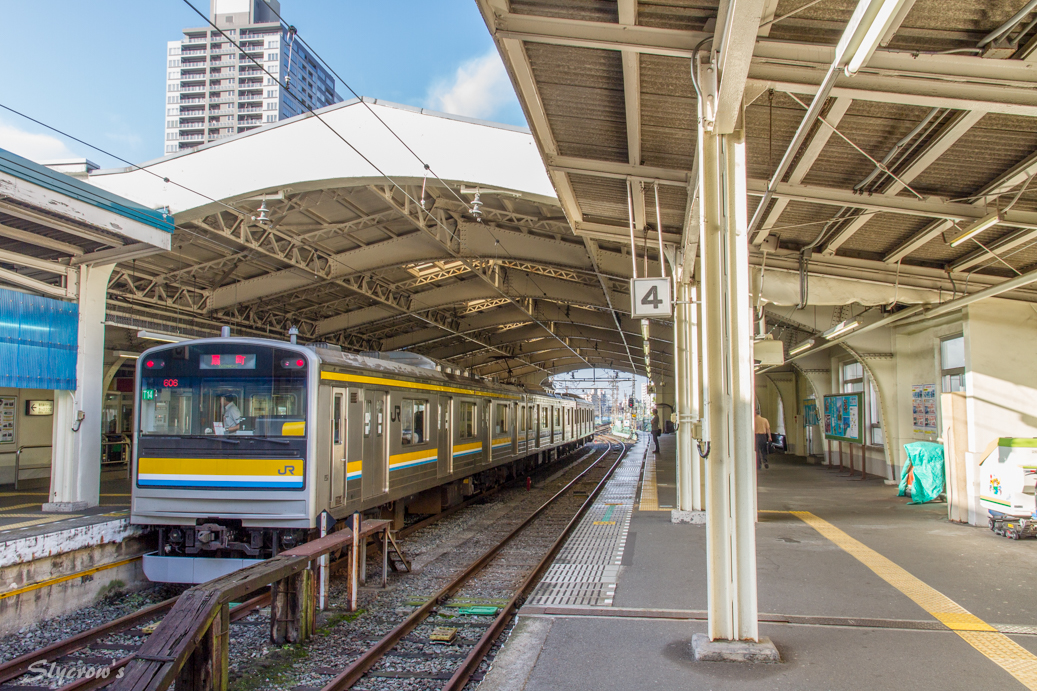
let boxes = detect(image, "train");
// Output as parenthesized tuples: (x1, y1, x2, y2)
(131, 336, 596, 583)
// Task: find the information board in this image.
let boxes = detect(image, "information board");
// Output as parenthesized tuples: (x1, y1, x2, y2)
(823, 392, 864, 444)
(0, 397, 15, 444)
(803, 400, 819, 427)
(911, 384, 938, 435)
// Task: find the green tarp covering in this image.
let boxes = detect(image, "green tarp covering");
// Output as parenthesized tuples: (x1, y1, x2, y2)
(898, 441, 945, 504)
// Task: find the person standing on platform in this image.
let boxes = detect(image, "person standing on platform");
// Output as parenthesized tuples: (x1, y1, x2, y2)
(754, 411, 771, 469)
(651, 408, 661, 453)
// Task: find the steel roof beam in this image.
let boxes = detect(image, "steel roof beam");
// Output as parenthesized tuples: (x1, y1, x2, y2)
(752, 97, 853, 246)
(714, 0, 767, 134)
(821, 109, 987, 255)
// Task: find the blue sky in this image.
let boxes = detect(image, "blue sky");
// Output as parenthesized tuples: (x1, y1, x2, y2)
(0, 0, 525, 168)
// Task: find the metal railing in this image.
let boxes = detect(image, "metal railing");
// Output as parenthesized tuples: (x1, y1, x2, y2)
(102, 435, 133, 479)
(12, 445, 52, 490)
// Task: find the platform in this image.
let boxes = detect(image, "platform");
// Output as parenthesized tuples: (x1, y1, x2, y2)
(483, 434, 1037, 690)
(0, 476, 131, 539)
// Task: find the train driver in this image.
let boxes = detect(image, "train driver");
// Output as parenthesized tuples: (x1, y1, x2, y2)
(221, 394, 244, 433)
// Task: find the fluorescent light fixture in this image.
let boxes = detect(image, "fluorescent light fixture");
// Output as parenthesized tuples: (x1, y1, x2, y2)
(137, 329, 188, 343)
(839, 0, 910, 77)
(111, 350, 141, 359)
(822, 320, 861, 339)
(949, 211, 1001, 247)
(789, 339, 815, 356)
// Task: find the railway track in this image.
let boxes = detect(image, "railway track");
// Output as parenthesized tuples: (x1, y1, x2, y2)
(0, 592, 270, 691)
(0, 432, 612, 691)
(315, 438, 629, 691)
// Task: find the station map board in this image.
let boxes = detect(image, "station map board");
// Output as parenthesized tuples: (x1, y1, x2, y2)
(823, 393, 863, 444)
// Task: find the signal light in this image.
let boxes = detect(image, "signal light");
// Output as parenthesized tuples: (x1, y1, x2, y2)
(144, 359, 165, 369)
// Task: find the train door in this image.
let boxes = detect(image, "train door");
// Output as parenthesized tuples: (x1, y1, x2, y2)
(330, 387, 347, 507)
(363, 390, 388, 500)
(438, 396, 452, 477)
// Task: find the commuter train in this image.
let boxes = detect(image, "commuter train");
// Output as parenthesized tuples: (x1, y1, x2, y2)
(131, 337, 595, 582)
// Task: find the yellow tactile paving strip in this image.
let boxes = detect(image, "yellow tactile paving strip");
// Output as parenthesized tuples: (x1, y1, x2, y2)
(789, 510, 1037, 689)
(0, 515, 79, 532)
(0, 502, 44, 512)
(638, 453, 660, 511)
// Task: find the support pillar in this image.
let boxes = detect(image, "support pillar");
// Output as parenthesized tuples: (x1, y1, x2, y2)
(46, 263, 115, 512)
(675, 280, 703, 512)
(699, 117, 763, 646)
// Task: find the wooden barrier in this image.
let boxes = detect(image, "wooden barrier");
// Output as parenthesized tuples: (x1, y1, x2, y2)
(112, 519, 393, 691)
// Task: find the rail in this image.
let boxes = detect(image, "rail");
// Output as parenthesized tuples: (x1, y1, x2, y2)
(320, 440, 628, 691)
(109, 519, 392, 691)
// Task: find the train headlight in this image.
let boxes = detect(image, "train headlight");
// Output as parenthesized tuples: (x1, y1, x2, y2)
(281, 532, 297, 548)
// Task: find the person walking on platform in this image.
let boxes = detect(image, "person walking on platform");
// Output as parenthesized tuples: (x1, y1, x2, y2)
(651, 408, 661, 453)
(755, 411, 771, 469)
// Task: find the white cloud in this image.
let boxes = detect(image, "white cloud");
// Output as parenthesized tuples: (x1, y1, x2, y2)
(426, 50, 516, 121)
(0, 119, 78, 162)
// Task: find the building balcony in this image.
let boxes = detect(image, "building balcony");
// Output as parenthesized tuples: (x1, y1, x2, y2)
(180, 85, 206, 92)
(238, 106, 262, 113)
(178, 134, 205, 141)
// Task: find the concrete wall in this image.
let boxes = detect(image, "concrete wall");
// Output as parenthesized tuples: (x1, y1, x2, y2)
(962, 298, 1037, 524)
(0, 388, 55, 485)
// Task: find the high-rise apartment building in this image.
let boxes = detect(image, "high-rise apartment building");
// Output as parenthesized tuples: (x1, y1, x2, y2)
(164, 0, 342, 155)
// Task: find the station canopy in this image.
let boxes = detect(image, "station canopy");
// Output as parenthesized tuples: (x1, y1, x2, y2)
(91, 99, 670, 386)
(475, 0, 1037, 347)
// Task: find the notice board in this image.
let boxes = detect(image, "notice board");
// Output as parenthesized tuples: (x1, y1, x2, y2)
(823, 393, 864, 444)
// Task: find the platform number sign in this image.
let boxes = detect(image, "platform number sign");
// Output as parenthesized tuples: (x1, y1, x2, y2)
(630, 277, 672, 318)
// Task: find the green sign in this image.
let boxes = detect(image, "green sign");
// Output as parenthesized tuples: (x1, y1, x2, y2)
(823, 392, 864, 444)
(142, 389, 157, 401)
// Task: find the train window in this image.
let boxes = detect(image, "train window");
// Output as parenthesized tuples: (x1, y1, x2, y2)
(554, 408, 560, 426)
(541, 407, 548, 428)
(376, 399, 384, 436)
(459, 401, 476, 439)
(519, 405, 525, 432)
(495, 403, 508, 434)
(364, 401, 372, 437)
(401, 399, 427, 445)
(333, 394, 342, 445)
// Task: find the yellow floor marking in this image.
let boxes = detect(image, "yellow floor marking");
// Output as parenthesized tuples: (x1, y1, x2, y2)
(0, 515, 78, 531)
(0, 492, 47, 497)
(0, 513, 72, 519)
(0, 554, 142, 601)
(638, 453, 660, 511)
(0, 503, 43, 512)
(791, 510, 1037, 689)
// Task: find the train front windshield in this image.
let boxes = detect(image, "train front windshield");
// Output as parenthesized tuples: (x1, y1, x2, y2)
(139, 344, 308, 437)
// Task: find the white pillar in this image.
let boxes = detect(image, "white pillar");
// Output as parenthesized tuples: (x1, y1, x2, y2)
(676, 280, 703, 511)
(700, 117, 759, 642)
(46, 263, 115, 512)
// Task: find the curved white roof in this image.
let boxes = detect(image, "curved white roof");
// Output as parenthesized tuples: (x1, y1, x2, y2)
(89, 99, 555, 218)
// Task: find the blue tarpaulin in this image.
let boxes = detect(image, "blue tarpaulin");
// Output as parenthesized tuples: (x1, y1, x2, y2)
(0, 287, 77, 390)
(898, 441, 945, 504)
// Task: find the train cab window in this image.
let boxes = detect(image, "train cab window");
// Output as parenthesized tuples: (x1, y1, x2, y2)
(495, 403, 508, 435)
(459, 401, 476, 439)
(401, 399, 427, 445)
(364, 401, 372, 437)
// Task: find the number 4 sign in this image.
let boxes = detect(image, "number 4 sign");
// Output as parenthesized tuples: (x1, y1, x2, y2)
(630, 277, 672, 318)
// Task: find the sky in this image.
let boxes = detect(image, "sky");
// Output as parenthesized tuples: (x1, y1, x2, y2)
(0, 0, 526, 168)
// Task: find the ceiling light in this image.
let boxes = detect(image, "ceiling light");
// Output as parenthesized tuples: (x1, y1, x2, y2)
(949, 211, 1001, 247)
(789, 339, 815, 356)
(822, 320, 860, 339)
(137, 330, 188, 343)
(840, 0, 910, 76)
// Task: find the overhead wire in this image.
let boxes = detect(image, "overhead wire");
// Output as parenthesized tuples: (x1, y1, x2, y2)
(180, 0, 589, 372)
(254, 0, 477, 214)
